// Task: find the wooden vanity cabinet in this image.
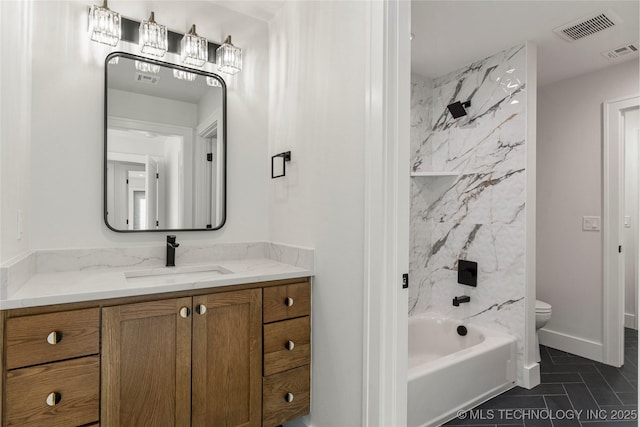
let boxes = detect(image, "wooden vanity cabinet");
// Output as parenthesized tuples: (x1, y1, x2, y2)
(0, 277, 310, 427)
(262, 283, 311, 427)
(101, 297, 193, 426)
(102, 289, 262, 427)
(192, 290, 262, 427)
(2, 308, 101, 427)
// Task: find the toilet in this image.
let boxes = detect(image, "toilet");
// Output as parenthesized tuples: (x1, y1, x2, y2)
(535, 300, 552, 362)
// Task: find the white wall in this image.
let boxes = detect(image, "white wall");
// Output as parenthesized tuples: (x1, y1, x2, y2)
(268, 2, 367, 425)
(26, 1, 269, 250)
(108, 89, 198, 128)
(537, 60, 639, 354)
(197, 86, 223, 126)
(0, 1, 32, 263)
(624, 108, 640, 327)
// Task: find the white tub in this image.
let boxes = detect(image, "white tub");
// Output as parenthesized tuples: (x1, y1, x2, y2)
(408, 312, 517, 427)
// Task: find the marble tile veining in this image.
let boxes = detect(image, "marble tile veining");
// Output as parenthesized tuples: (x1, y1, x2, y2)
(410, 44, 528, 384)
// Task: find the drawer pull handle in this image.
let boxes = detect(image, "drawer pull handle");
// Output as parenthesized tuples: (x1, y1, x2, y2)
(179, 307, 191, 318)
(285, 340, 295, 351)
(46, 331, 63, 345)
(46, 392, 61, 407)
(195, 304, 207, 315)
(284, 392, 294, 403)
(285, 297, 294, 307)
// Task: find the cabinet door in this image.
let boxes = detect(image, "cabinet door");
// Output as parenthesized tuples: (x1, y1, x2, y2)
(192, 289, 262, 427)
(101, 298, 192, 427)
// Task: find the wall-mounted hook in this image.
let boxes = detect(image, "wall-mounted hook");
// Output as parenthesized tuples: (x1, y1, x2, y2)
(271, 151, 291, 179)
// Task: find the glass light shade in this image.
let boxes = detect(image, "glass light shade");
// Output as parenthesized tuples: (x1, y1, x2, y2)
(206, 76, 221, 87)
(135, 60, 161, 74)
(88, 1, 121, 47)
(216, 35, 242, 75)
(181, 25, 208, 67)
(173, 69, 197, 82)
(139, 12, 167, 58)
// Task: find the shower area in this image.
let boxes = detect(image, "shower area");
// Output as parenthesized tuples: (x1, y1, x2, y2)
(408, 43, 536, 426)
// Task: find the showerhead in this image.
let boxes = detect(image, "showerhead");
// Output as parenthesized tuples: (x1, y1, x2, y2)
(447, 100, 471, 119)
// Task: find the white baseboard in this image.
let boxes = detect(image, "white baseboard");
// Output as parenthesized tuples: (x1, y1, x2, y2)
(624, 313, 637, 330)
(538, 328, 604, 362)
(285, 417, 311, 427)
(520, 362, 540, 389)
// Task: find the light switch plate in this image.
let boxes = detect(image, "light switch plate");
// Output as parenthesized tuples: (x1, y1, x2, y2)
(625, 216, 631, 228)
(583, 216, 601, 231)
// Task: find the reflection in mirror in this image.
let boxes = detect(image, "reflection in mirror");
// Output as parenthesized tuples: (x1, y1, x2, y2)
(104, 53, 225, 231)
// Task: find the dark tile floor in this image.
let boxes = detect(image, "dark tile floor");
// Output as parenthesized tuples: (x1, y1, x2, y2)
(444, 328, 638, 427)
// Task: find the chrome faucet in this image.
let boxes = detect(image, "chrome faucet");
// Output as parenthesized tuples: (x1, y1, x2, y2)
(452, 295, 470, 307)
(166, 235, 179, 267)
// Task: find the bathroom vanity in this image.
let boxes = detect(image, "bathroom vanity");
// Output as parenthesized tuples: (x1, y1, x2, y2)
(0, 244, 313, 427)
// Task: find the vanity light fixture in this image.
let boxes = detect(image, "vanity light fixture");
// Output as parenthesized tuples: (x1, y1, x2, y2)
(88, 0, 121, 47)
(181, 25, 208, 67)
(135, 60, 161, 74)
(173, 69, 198, 82)
(216, 35, 242, 75)
(139, 12, 168, 58)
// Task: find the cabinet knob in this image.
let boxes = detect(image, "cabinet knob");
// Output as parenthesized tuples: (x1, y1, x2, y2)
(179, 307, 191, 318)
(285, 297, 294, 307)
(284, 392, 294, 403)
(195, 304, 207, 315)
(46, 331, 63, 345)
(285, 340, 295, 351)
(46, 392, 61, 407)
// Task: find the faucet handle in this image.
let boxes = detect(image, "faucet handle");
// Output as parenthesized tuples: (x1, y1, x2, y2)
(167, 235, 179, 247)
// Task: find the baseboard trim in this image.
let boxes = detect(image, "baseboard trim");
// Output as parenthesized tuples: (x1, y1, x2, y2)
(285, 417, 311, 427)
(538, 328, 603, 362)
(624, 313, 637, 330)
(520, 362, 540, 389)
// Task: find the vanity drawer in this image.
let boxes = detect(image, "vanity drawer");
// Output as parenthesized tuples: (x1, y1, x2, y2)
(264, 316, 310, 376)
(263, 282, 310, 323)
(5, 355, 100, 427)
(262, 365, 310, 427)
(6, 307, 100, 370)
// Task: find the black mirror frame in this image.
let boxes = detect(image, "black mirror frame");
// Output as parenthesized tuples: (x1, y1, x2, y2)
(103, 51, 227, 232)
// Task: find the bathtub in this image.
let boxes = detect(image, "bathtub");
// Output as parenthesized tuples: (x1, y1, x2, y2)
(408, 312, 517, 427)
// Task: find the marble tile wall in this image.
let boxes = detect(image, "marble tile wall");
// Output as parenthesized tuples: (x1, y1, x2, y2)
(409, 44, 528, 383)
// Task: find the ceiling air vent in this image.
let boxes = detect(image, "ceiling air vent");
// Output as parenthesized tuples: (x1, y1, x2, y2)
(602, 42, 639, 60)
(135, 72, 160, 85)
(553, 9, 622, 42)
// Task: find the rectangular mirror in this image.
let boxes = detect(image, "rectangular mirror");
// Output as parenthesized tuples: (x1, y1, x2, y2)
(104, 52, 226, 232)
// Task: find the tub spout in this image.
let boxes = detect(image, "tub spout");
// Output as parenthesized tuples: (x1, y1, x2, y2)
(453, 295, 470, 307)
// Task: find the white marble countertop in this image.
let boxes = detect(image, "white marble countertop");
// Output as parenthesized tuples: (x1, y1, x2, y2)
(1, 258, 311, 310)
(0, 242, 314, 310)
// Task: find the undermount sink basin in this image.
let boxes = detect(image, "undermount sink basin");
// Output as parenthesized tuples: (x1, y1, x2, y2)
(125, 265, 232, 280)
